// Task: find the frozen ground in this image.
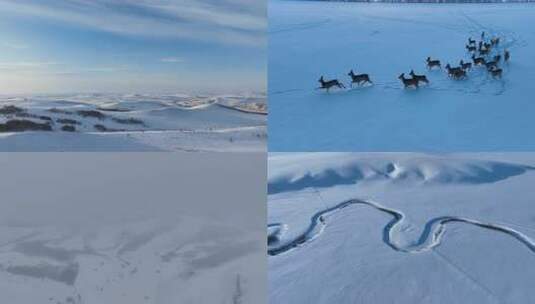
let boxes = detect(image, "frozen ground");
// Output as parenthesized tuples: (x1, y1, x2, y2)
(269, 2, 535, 151)
(0, 154, 266, 304)
(268, 153, 535, 303)
(0, 93, 266, 151)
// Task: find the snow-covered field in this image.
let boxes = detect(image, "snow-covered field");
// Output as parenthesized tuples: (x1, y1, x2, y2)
(0, 93, 266, 151)
(0, 154, 266, 304)
(268, 153, 535, 303)
(269, 2, 535, 151)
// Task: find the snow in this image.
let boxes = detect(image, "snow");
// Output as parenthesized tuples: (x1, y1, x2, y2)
(268, 2, 535, 151)
(268, 152, 535, 303)
(0, 93, 266, 151)
(0, 154, 266, 304)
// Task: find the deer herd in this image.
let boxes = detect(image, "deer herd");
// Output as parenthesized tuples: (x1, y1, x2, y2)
(318, 31, 510, 92)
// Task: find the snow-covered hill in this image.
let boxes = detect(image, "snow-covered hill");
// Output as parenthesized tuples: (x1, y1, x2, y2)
(269, 2, 535, 151)
(269, 153, 535, 303)
(0, 93, 266, 151)
(0, 220, 265, 304)
(0, 154, 266, 304)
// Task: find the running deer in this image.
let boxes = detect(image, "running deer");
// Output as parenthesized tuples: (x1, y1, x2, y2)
(468, 37, 476, 45)
(445, 64, 464, 77)
(472, 55, 486, 66)
(489, 66, 503, 78)
(459, 60, 472, 70)
(451, 69, 467, 80)
(466, 44, 477, 52)
(398, 73, 419, 88)
(409, 70, 429, 84)
(426, 57, 441, 69)
(318, 76, 345, 92)
(485, 60, 498, 70)
(348, 70, 372, 87)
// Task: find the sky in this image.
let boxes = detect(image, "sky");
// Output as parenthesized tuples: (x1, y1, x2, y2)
(0, 0, 266, 94)
(0, 152, 266, 229)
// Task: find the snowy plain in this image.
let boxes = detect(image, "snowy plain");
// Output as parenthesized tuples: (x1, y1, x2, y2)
(0, 93, 266, 152)
(268, 153, 535, 303)
(0, 154, 266, 304)
(269, 2, 535, 151)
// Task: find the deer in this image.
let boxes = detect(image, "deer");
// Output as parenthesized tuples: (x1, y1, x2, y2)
(409, 70, 429, 84)
(491, 37, 500, 46)
(459, 60, 472, 70)
(426, 57, 441, 69)
(493, 54, 501, 62)
(451, 69, 467, 80)
(348, 70, 372, 87)
(481, 31, 485, 40)
(318, 76, 345, 92)
(488, 66, 503, 78)
(485, 60, 498, 70)
(398, 73, 419, 88)
(478, 41, 483, 51)
(504, 49, 510, 62)
(466, 44, 477, 52)
(468, 37, 476, 45)
(445, 64, 464, 77)
(472, 55, 486, 66)
(483, 42, 492, 50)
(479, 48, 490, 56)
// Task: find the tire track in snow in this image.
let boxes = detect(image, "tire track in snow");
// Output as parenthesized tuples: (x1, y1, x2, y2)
(267, 198, 535, 257)
(360, 13, 469, 34)
(270, 19, 332, 35)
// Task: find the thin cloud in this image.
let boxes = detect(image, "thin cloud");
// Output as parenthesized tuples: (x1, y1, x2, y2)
(161, 57, 183, 63)
(0, 0, 266, 47)
(2, 42, 28, 50)
(83, 66, 129, 73)
(47, 66, 131, 75)
(0, 61, 62, 70)
(0, 63, 129, 76)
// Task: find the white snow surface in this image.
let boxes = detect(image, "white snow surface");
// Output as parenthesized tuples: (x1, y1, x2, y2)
(268, 153, 535, 303)
(0, 154, 266, 304)
(0, 93, 266, 151)
(269, 2, 535, 151)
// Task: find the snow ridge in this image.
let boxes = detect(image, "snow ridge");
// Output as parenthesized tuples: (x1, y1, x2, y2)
(268, 158, 534, 194)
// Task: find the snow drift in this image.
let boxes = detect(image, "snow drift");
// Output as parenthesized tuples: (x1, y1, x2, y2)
(268, 154, 533, 194)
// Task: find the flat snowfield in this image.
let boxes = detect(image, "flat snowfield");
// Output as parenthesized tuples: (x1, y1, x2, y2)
(268, 153, 535, 304)
(0, 94, 266, 152)
(269, 2, 535, 151)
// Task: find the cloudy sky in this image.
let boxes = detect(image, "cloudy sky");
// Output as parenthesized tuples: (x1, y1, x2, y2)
(0, 0, 266, 94)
